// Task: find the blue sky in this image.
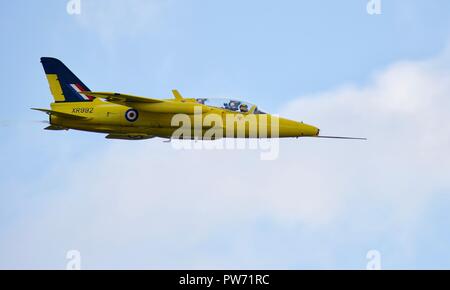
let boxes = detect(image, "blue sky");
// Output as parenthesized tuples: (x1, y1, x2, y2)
(1, 0, 450, 269)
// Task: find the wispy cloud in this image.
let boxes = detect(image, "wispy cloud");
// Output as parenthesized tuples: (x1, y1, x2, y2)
(282, 48, 450, 223)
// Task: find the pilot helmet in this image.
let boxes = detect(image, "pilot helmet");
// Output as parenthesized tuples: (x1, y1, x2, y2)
(239, 103, 249, 112)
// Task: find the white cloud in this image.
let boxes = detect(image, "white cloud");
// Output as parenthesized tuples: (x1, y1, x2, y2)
(2, 48, 450, 269)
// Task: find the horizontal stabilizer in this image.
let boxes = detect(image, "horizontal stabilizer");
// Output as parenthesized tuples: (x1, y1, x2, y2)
(31, 108, 89, 120)
(80, 92, 162, 104)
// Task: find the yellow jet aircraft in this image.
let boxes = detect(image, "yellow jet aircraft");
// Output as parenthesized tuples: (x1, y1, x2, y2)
(33, 57, 365, 141)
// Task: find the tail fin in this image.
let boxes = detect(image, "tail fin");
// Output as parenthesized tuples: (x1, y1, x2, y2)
(41, 57, 94, 102)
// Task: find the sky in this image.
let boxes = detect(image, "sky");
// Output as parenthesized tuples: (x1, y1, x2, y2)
(1, 0, 450, 269)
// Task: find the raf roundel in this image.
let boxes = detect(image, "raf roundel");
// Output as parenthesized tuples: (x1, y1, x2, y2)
(125, 109, 139, 122)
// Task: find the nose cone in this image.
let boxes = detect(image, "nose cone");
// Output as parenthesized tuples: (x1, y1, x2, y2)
(278, 118, 320, 137)
(298, 122, 320, 137)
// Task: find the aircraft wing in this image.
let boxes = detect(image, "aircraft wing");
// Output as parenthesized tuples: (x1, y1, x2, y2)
(45, 125, 67, 130)
(105, 134, 155, 140)
(31, 108, 90, 120)
(80, 92, 163, 105)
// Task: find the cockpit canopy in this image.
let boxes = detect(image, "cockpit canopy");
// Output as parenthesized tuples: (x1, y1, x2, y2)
(196, 98, 266, 114)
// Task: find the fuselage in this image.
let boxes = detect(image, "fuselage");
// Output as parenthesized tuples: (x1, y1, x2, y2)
(49, 98, 320, 139)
